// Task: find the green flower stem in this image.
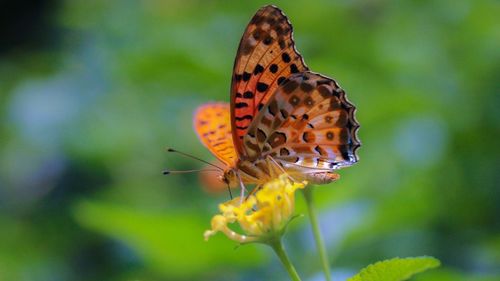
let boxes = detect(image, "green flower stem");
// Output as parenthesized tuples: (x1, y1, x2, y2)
(269, 238, 302, 281)
(302, 187, 332, 281)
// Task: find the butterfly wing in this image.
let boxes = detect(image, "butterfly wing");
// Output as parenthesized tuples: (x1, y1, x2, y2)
(193, 102, 237, 167)
(243, 71, 360, 170)
(230, 5, 309, 156)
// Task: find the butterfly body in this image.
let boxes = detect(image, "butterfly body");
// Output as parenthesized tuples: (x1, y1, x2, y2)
(194, 5, 360, 190)
(222, 159, 341, 188)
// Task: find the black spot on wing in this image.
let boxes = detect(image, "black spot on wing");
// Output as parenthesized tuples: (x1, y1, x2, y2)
(282, 53, 291, 63)
(317, 79, 331, 86)
(283, 80, 299, 94)
(257, 128, 267, 142)
(340, 145, 350, 160)
(256, 82, 269, 92)
(304, 96, 315, 107)
(235, 115, 253, 121)
(242, 72, 251, 81)
(289, 95, 301, 106)
(314, 145, 326, 156)
(280, 109, 289, 119)
(243, 91, 254, 99)
(254, 64, 264, 75)
(279, 39, 286, 49)
(252, 28, 262, 40)
(318, 85, 332, 98)
(235, 102, 248, 108)
(277, 76, 286, 85)
(280, 147, 290, 156)
(326, 131, 334, 140)
(270, 64, 278, 73)
(302, 132, 309, 142)
(300, 82, 314, 92)
(263, 36, 273, 45)
(268, 100, 278, 116)
(268, 132, 287, 148)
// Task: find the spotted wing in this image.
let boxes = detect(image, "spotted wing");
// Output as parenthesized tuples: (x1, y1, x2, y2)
(243, 72, 360, 170)
(193, 103, 237, 167)
(231, 5, 308, 156)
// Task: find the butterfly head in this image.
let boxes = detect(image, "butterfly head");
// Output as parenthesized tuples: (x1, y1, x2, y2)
(222, 169, 238, 187)
(197, 167, 238, 192)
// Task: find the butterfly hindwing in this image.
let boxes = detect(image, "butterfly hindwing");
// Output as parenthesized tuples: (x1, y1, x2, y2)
(230, 5, 309, 156)
(193, 103, 237, 167)
(243, 72, 360, 170)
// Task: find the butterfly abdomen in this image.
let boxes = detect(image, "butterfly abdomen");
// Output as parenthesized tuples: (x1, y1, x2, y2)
(303, 172, 340, 184)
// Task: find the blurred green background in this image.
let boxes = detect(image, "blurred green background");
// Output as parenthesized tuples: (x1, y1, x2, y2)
(1, 0, 499, 280)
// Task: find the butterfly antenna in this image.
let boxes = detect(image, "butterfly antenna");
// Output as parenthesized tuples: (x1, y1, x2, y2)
(165, 148, 224, 171)
(226, 183, 233, 199)
(163, 169, 221, 175)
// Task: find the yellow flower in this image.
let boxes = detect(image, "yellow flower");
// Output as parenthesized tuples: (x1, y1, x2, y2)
(204, 174, 306, 243)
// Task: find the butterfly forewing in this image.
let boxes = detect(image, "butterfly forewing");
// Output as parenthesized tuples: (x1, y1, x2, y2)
(193, 103, 237, 167)
(230, 5, 308, 156)
(243, 72, 360, 170)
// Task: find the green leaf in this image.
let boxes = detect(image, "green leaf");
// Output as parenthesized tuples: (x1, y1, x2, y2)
(72, 199, 265, 279)
(348, 256, 441, 281)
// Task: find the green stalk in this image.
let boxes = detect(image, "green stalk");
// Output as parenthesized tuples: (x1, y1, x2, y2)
(302, 187, 332, 281)
(269, 238, 302, 281)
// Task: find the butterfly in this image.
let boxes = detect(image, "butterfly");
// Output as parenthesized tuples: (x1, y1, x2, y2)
(193, 5, 360, 192)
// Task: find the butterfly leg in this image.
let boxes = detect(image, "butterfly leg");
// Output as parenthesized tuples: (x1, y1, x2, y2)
(266, 155, 297, 182)
(236, 172, 248, 204)
(226, 183, 233, 199)
(245, 184, 262, 201)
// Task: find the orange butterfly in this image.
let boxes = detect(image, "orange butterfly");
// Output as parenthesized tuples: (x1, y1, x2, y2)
(193, 5, 360, 193)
